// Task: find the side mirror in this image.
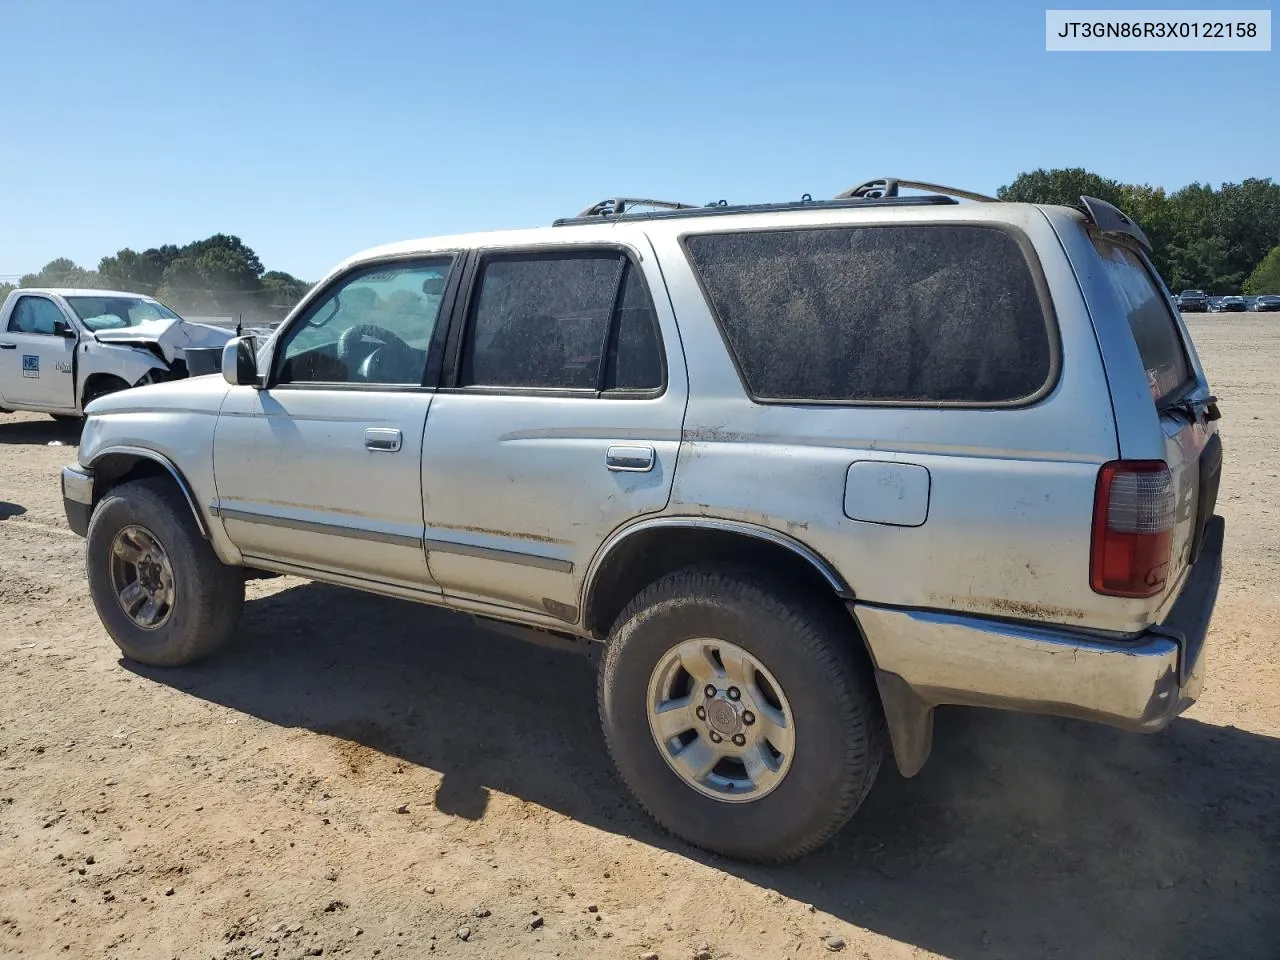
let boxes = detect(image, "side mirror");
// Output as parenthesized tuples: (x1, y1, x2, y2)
(222, 336, 261, 387)
(53, 320, 77, 339)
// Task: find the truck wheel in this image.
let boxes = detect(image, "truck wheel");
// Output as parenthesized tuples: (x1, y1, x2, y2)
(86, 477, 244, 667)
(83, 376, 130, 409)
(598, 566, 884, 863)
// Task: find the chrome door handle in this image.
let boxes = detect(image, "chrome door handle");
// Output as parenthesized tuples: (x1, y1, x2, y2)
(606, 444, 655, 472)
(0, 343, 15, 350)
(364, 427, 402, 452)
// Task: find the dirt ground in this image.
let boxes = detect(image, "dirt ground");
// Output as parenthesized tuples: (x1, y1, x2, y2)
(1, 315, 1277, 960)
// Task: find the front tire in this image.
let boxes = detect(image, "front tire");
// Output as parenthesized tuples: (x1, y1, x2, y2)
(82, 376, 131, 410)
(86, 477, 244, 667)
(598, 566, 884, 863)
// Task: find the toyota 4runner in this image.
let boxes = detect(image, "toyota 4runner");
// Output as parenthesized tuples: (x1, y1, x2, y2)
(61, 179, 1224, 863)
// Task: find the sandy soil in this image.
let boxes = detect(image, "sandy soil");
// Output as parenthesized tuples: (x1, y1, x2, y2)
(0, 316, 1276, 960)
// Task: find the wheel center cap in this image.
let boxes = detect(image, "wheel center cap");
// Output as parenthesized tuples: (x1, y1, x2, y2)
(706, 699, 741, 736)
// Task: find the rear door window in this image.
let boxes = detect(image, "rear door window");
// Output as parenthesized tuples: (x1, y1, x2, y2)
(684, 225, 1055, 404)
(1093, 240, 1192, 405)
(460, 252, 664, 393)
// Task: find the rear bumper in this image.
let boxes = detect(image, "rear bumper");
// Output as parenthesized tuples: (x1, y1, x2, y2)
(61, 464, 94, 537)
(856, 516, 1224, 775)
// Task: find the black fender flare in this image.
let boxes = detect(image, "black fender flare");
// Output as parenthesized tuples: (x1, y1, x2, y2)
(87, 446, 210, 539)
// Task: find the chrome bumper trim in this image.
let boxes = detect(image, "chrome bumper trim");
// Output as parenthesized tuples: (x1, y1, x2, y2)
(857, 516, 1223, 777)
(61, 464, 94, 505)
(857, 604, 1184, 732)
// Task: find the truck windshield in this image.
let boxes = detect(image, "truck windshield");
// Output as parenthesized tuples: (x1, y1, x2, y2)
(65, 296, 183, 331)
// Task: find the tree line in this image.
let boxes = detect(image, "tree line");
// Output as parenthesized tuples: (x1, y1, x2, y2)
(0, 234, 311, 325)
(3, 172, 1277, 320)
(998, 169, 1280, 295)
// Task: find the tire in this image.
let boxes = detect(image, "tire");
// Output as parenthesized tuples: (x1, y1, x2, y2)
(86, 477, 244, 667)
(598, 565, 885, 863)
(83, 376, 130, 409)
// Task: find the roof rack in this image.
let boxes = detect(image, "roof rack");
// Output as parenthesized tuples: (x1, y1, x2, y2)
(553, 193, 955, 227)
(575, 197, 698, 218)
(834, 178, 1000, 203)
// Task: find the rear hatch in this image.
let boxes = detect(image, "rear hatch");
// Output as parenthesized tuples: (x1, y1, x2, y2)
(1091, 240, 1222, 616)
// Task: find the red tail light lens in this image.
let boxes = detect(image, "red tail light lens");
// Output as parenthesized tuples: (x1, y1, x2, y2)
(1090, 460, 1175, 598)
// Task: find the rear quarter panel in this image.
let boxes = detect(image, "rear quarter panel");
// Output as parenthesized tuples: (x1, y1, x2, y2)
(1043, 207, 1219, 625)
(645, 204, 1148, 633)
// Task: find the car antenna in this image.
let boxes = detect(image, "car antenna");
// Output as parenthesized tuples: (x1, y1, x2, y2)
(236, 313, 243, 337)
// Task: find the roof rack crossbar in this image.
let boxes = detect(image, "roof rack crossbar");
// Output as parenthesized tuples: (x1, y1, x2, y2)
(575, 197, 697, 218)
(834, 178, 1000, 204)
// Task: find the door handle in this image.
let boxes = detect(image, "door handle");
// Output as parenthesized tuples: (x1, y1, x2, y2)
(0, 343, 15, 350)
(606, 444, 655, 472)
(364, 427, 402, 452)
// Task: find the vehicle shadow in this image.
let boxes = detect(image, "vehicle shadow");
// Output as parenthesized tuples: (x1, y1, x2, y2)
(0, 415, 81, 446)
(0, 501, 27, 520)
(127, 580, 1280, 960)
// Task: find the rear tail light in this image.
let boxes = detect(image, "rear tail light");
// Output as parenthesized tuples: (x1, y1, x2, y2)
(1090, 460, 1175, 598)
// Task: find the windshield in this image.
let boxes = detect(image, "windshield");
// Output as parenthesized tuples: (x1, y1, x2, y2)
(65, 296, 182, 331)
(1180, 290, 1205, 297)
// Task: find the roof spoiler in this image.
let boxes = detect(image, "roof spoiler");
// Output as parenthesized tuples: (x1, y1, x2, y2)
(1078, 196, 1152, 252)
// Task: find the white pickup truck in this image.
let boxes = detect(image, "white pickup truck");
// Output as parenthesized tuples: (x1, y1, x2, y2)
(0, 288, 235, 420)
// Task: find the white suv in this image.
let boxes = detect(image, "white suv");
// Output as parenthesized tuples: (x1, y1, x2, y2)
(60, 180, 1224, 863)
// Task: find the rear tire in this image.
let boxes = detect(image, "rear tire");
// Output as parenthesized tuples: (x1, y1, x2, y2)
(598, 565, 884, 863)
(86, 477, 244, 667)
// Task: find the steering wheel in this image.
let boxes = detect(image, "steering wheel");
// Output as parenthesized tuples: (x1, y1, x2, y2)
(337, 324, 413, 380)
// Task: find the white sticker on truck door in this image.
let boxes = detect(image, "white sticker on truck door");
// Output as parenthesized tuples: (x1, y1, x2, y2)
(22, 355, 39, 378)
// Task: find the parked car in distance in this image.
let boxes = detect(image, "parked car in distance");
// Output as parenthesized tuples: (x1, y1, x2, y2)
(1177, 289, 1210, 312)
(1253, 294, 1280, 312)
(1217, 295, 1248, 313)
(0, 288, 234, 421)
(60, 183, 1225, 864)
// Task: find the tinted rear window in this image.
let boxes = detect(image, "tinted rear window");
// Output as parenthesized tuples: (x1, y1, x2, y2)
(1094, 241, 1192, 405)
(684, 225, 1054, 404)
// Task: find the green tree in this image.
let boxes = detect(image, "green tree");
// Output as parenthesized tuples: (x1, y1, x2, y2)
(97, 245, 180, 293)
(1212, 179, 1280, 289)
(259, 270, 311, 318)
(1163, 235, 1237, 293)
(996, 167, 1124, 207)
(998, 171, 1280, 293)
(156, 235, 265, 316)
(0, 282, 15, 303)
(1243, 245, 1280, 295)
(19, 257, 103, 288)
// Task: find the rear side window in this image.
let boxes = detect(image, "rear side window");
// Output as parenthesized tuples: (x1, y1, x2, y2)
(1093, 241, 1192, 405)
(461, 252, 663, 392)
(604, 263, 663, 391)
(684, 225, 1054, 404)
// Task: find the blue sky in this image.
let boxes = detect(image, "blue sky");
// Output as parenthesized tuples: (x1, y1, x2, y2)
(1, 0, 1275, 281)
